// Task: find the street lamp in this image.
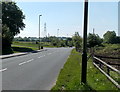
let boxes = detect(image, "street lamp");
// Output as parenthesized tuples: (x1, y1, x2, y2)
(39, 15, 42, 50)
(57, 29, 59, 47)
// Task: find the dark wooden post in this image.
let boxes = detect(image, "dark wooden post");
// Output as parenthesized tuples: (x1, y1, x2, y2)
(81, 0, 89, 83)
(107, 62, 110, 75)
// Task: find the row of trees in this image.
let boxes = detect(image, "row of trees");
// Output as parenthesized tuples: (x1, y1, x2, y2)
(103, 31, 120, 44)
(14, 36, 74, 47)
(73, 31, 120, 52)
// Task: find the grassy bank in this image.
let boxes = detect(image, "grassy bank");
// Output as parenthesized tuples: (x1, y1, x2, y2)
(12, 41, 56, 48)
(95, 44, 120, 57)
(51, 49, 119, 91)
(12, 45, 38, 53)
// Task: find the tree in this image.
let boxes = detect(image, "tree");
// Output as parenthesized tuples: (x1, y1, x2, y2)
(103, 31, 116, 44)
(23, 37, 30, 42)
(87, 33, 102, 48)
(72, 32, 82, 52)
(2, 1, 25, 54)
(115, 36, 120, 44)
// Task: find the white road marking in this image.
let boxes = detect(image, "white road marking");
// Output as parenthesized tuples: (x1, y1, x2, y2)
(19, 62, 27, 66)
(19, 59, 34, 66)
(0, 68, 7, 72)
(26, 59, 34, 63)
(47, 53, 52, 55)
(38, 55, 45, 58)
(38, 56, 43, 58)
(34, 53, 38, 54)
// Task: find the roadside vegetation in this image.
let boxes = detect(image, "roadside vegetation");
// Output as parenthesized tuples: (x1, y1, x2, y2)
(51, 31, 120, 91)
(12, 37, 73, 48)
(94, 44, 120, 57)
(94, 44, 120, 84)
(51, 49, 119, 91)
(12, 45, 38, 53)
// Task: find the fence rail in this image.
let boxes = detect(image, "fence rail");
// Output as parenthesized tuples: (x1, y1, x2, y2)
(93, 56, 120, 89)
(94, 55, 120, 59)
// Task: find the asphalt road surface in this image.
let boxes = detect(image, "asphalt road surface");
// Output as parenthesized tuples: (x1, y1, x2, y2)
(2, 47, 72, 90)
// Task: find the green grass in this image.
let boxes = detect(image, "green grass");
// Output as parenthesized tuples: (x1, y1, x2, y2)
(12, 41, 57, 48)
(12, 41, 39, 48)
(51, 49, 119, 91)
(95, 44, 120, 57)
(110, 71, 120, 84)
(94, 43, 120, 84)
(7, 41, 57, 54)
(12, 45, 38, 53)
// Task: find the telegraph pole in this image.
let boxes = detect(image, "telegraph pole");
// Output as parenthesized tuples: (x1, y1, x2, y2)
(39, 15, 42, 50)
(81, 0, 89, 84)
(93, 28, 95, 34)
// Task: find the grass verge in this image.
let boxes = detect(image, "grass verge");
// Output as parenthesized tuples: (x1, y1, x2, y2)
(12, 45, 38, 53)
(51, 49, 119, 91)
(12, 41, 57, 48)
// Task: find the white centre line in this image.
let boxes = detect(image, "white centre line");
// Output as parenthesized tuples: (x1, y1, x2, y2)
(47, 53, 52, 55)
(26, 59, 34, 63)
(19, 62, 27, 66)
(38, 55, 45, 58)
(19, 59, 34, 66)
(0, 68, 7, 72)
(38, 56, 43, 58)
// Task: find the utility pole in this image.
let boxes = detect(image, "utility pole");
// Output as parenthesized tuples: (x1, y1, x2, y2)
(93, 28, 95, 34)
(39, 15, 42, 50)
(81, 0, 89, 84)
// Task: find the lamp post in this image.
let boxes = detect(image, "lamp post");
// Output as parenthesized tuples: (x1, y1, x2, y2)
(39, 15, 42, 50)
(57, 29, 59, 47)
(81, 0, 88, 84)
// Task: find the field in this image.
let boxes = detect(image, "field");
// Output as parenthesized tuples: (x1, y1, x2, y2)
(11, 41, 56, 53)
(51, 49, 119, 91)
(94, 44, 120, 58)
(94, 44, 120, 85)
(12, 41, 55, 48)
(94, 44, 120, 70)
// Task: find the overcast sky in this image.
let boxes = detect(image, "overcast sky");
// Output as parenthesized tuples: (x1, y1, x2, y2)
(15, 1, 118, 38)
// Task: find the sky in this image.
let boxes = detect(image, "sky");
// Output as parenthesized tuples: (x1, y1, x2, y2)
(15, 1, 118, 38)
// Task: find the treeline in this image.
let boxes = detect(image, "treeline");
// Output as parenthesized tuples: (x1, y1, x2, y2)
(73, 31, 120, 52)
(14, 36, 74, 47)
(14, 30, 120, 52)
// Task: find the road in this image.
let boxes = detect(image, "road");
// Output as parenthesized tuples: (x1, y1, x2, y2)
(2, 47, 72, 90)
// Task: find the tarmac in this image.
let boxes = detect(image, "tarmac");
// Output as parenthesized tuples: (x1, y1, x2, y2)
(0, 49, 46, 59)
